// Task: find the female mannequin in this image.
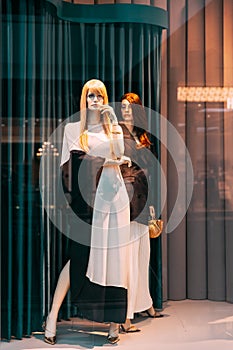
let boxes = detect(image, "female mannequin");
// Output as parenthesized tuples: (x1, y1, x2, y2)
(119, 92, 163, 333)
(44, 79, 131, 345)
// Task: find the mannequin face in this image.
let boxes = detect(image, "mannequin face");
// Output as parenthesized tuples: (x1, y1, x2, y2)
(121, 99, 133, 123)
(87, 90, 104, 110)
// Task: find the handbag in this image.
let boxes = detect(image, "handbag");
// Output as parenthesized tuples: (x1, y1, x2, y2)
(148, 206, 163, 239)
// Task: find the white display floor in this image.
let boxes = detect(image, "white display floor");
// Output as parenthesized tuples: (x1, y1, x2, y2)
(1, 300, 233, 350)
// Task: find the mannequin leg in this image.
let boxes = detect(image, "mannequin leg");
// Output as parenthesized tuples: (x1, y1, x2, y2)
(45, 260, 70, 340)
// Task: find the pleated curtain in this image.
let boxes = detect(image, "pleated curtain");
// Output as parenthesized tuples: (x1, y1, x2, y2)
(1, 0, 163, 340)
(1, 0, 74, 340)
(164, 0, 233, 302)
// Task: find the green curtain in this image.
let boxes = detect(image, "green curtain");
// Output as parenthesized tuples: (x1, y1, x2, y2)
(1, 0, 73, 340)
(1, 0, 164, 340)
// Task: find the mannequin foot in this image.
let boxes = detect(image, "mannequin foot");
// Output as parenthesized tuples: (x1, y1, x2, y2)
(120, 319, 140, 333)
(107, 323, 120, 344)
(43, 314, 57, 345)
(146, 306, 156, 317)
(120, 324, 141, 333)
(138, 306, 164, 318)
(147, 306, 164, 318)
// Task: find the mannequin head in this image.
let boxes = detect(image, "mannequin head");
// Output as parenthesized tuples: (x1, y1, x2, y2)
(80, 79, 108, 111)
(120, 92, 148, 136)
(80, 79, 108, 131)
(79, 79, 110, 151)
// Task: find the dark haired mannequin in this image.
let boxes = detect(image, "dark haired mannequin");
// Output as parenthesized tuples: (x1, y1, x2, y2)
(119, 93, 163, 332)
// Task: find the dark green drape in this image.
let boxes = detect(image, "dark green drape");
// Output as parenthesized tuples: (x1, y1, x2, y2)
(1, 0, 164, 340)
(1, 0, 73, 340)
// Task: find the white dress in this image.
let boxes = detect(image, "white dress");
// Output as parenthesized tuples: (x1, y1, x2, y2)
(61, 122, 130, 284)
(61, 122, 153, 319)
(85, 130, 131, 288)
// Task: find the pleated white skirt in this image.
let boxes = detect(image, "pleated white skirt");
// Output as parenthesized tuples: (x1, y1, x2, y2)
(126, 221, 153, 319)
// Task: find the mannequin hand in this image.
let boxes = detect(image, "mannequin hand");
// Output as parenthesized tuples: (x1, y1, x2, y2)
(100, 105, 118, 125)
(104, 156, 132, 167)
(111, 123, 122, 135)
(111, 124, 124, 158)
(121, 155, 132, 167)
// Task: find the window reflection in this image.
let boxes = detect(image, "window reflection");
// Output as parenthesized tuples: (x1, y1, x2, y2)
(177, 102, 233, 213)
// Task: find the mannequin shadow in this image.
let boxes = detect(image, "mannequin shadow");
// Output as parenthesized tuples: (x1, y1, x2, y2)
(34, 318, 112, 348)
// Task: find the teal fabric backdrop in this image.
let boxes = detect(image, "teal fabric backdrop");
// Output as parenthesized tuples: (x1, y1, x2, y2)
(1, 0, 165, 340)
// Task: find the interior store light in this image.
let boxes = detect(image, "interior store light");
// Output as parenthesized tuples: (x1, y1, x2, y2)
(227, 97, 233, 109)
(36, 141, 59, 157)
(177, 87, 233, 108)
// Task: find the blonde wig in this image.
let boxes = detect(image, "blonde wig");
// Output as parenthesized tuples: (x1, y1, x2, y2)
(79, 79, 111, 151)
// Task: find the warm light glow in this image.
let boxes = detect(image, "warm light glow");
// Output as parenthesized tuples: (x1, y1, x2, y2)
(36, 141, 59, 157)
(227, 97, 233, 109)
(177, 87, 233, 106)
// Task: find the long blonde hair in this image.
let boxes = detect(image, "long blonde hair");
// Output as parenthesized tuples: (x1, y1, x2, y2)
(79, 79, 111, 151)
